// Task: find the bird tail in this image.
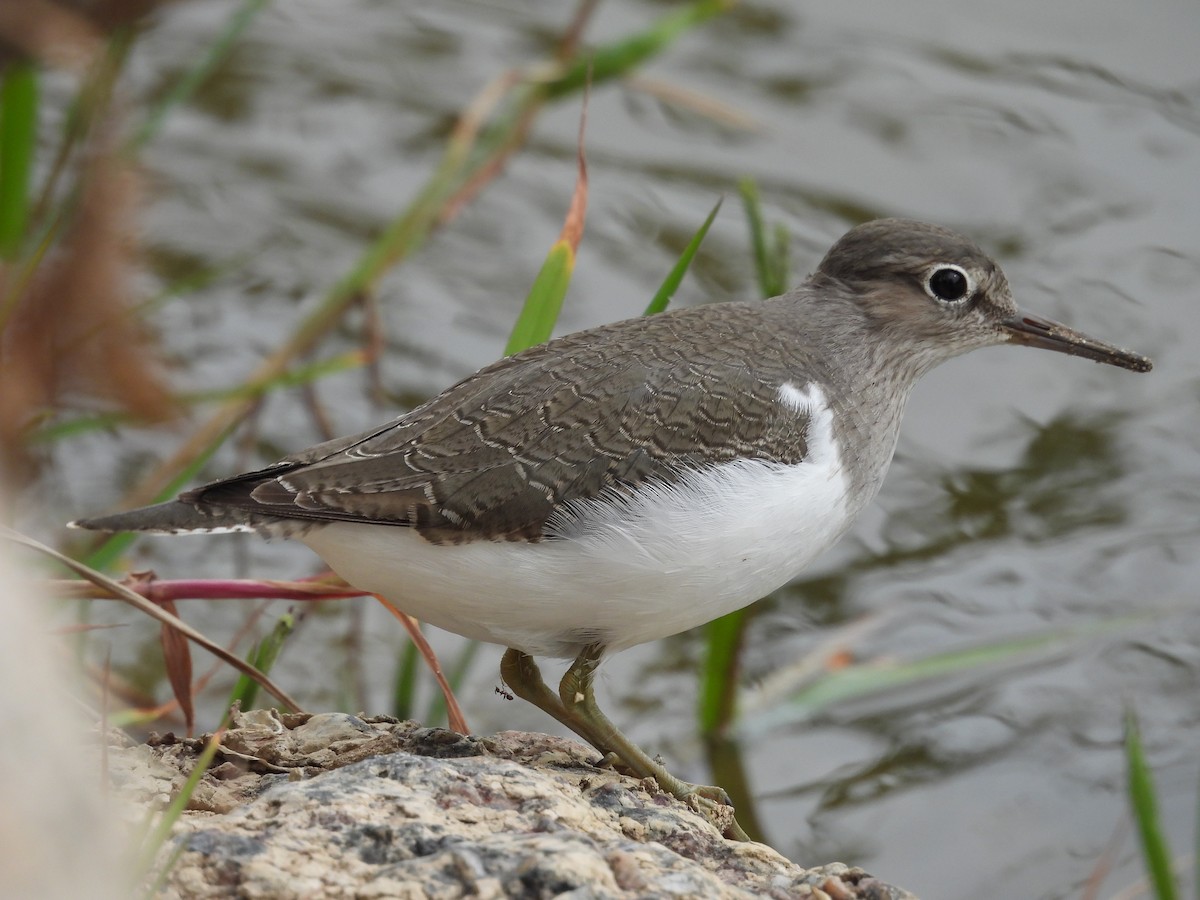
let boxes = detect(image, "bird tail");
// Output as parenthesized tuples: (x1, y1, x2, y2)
(69, 500, 256, 535)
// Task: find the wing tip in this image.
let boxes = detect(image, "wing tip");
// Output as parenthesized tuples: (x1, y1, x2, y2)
(68, 500, 259, 535)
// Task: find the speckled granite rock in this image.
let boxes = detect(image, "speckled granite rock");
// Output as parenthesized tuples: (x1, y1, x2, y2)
(117, 711, 917, 900)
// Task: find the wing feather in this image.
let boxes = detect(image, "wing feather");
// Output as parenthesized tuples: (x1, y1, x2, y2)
(184, 304, 814, 543)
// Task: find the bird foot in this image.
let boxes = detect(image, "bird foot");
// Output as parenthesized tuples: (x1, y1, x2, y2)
(633, 777, 744, 844)
(593, 751, 623, 771)
(590, 753, 751, 840)
(666, 780, 750, 842)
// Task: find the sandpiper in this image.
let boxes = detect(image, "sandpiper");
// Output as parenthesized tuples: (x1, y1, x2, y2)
(74, 218, 1152, 839)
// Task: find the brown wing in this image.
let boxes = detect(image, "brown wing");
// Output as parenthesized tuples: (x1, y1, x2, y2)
(187, 304, 813, 543)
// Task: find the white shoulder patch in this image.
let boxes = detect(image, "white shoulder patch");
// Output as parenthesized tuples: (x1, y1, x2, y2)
(777, 381, 819, 414)
(777, 382, 838, 464)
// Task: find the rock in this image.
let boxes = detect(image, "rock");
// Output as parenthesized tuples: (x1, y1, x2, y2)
(117, 712, 917, 899)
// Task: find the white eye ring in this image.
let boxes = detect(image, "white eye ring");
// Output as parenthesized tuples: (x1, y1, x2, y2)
(923, 264, 974, 304)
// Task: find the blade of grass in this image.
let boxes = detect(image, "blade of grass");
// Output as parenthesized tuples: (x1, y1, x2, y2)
(738, 176, 789, 298)
(392, 639, 420, 721)
(132, 723, 227, 883)
(504, 84, 589, 355)
(0, 61, 38, 258)
(32, 349, 366, 444)
(769, 220, 790, 293)
(178, 349, 369, 402)
(1125, 709, 1179, 900)
(544, 0, 733, 99)
(704, 731, 766, 843)
(107, 706, 185, 730)
(142, 842, 187, 900)
(27, 410, 129, 444)
(130, 0, 270, 150)
(698, 608, 747, 737)
(739, 177, 770, 296)
(505, 241, 575, 356)
(737, 618, 1149, 737)
(227, 612, 295, 712)
(644, 196, 722, 316)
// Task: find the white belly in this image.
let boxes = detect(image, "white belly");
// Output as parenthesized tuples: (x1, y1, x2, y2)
(299, 384, 856, 658)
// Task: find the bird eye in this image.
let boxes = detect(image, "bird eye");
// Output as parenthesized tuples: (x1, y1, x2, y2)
(925, 265, 972, 303)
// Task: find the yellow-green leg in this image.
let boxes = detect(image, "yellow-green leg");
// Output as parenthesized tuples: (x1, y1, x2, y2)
(500, 646, 749, 841)
(500, 648, 597, 743)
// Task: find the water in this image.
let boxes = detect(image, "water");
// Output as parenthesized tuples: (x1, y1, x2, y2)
(47, 1, 1200, 897)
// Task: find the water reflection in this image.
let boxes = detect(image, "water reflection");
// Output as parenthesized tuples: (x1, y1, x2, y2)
(887, 413, 1132, 553)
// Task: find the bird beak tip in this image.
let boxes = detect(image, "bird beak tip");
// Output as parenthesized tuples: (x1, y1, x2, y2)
(1002, 312, 1153, 374)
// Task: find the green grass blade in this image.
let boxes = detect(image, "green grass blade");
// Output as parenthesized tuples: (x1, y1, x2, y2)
(0, 62, 38, 258)
(181, 349, 367, 403)
(392, 640, 420, 721)
(33, 350, 365, 444)
(738, 624, 1114, 737)
(504, 239, 574, 356)
(738, 177, 789, 298)
(228, 612, 295, 712)
(1125, 710, 1179, 900)
(644, 197, 722, 316)
(738, 177, 770, 297)
(545, 0, 732, 99)
(142, 842, 187, 899)
(698, 609, 746, 736)
(27, 410, 132, 445)
(133, 724, 226, 882)
(769, 220, 791, 294)
(131, 0, 270, 149)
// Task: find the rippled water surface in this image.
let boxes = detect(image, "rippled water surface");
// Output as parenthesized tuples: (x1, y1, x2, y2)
(48, 2, 1200, 897)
